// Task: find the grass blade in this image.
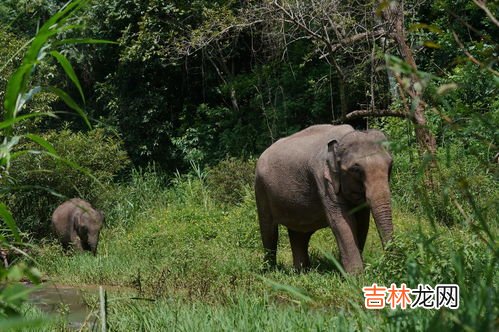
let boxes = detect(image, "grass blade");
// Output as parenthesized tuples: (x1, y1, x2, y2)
(3, 63, 33, 120)
(257, 275, 314, 304)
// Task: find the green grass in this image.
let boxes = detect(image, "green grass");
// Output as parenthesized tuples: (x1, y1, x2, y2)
(26, 169, 497, 331)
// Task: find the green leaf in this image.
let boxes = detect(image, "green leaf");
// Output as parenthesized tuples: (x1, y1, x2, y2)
(24, 134, 57, 154)
(54, 38, 118, 46)
(0, 112, 56, 130)
(0, 317, 48, 330)
(3, 63, 33, 120)
(47, 152, 104, 189)
(319, 249, 348, 279)
(0, 136, 20, 169)
(17, 86, 42, 112)
(45, 87, 91, 128)
(50, 51, 85, 103)
(0, 203, 20, 242)
(423, 41, 441, 49)
(37, 0, 85, 35)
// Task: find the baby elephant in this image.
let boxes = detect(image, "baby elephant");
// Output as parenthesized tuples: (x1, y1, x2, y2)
(52, 198, 104, 255)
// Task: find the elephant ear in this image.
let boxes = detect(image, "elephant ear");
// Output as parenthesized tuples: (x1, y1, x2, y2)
(326, 139, 341, 195)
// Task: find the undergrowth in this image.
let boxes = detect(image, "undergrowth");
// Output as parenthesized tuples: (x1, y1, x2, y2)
(29, 161, 498, 331)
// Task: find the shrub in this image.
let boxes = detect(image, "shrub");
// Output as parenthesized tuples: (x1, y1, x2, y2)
(389, 144, 497, 226)
(4, 127, 130, 236)
(206, 158, 257, 205)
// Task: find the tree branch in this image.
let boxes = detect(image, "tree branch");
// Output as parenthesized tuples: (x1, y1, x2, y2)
(472, 0, 499, 27)
(332, 109, 407, 123)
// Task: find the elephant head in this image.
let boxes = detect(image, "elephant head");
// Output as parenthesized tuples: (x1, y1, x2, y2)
(327, 130, 393, 246)
(75, 208, 104, 255)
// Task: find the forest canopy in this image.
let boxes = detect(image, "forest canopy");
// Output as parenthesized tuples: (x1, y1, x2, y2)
(1, 0, 496, 170)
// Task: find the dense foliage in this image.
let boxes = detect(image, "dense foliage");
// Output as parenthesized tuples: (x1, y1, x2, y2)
(1, 0, 497, 170)
(4, 128, 130, 236)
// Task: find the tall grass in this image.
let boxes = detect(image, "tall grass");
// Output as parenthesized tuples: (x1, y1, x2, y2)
(31, 157, 497, 330)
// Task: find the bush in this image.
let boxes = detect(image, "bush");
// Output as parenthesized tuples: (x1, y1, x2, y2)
(4, 127, 130, 236)
(389, 144, 497, 226)
(206, 158, 257, 205)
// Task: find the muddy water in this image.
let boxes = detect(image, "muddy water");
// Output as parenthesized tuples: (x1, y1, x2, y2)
(29, 285, 98, 330)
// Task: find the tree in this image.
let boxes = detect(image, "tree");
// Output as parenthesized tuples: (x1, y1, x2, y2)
(254, 0, 440, 156)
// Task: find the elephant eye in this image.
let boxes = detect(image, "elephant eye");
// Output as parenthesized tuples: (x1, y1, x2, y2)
(349, 163, 363, 175)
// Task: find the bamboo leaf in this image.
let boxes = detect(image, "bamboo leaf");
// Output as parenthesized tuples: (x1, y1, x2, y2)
(24, 134, 57, 154)
(3, 63, 33, 120)
(0, 203, 20, 242)
(54, 38, 118, 46)
(0, 112, 56, 130)
(45, 87, 91, 128)
(50, 51, 85, 103)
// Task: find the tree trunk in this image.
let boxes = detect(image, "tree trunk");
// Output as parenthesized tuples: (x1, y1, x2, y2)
(382, 2, 437, 157)
(331, 57, 348, 119)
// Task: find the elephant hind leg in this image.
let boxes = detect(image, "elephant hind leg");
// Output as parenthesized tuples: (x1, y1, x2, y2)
(288, 229, 313, 271)
(260, 223, 278, 268)
(256, 184, 278, 268)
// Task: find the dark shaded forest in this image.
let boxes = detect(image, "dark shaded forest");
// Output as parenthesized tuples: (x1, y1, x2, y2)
(1, 0, 495, 168)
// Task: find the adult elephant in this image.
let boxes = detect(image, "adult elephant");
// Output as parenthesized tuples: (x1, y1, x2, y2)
(255, 124, 393, 274)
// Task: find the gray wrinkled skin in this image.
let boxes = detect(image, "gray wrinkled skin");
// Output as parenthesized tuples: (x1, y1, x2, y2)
(255, 124, 393, 274)
(51, 198, 104, 256)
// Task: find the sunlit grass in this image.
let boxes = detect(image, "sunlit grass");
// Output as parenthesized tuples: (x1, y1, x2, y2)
(29, 169, 496, 330)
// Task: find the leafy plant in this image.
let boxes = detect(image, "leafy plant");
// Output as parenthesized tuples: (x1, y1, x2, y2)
(206, 158, 256, 205)
(0, 0, 112, 327)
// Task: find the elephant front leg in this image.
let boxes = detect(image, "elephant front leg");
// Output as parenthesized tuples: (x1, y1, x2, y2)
(70, 233, 84, 252)
(329, 215, 363, 274)
(288, 229, 313, 271)
(353, 208, 370, 254)
(322, 200, 364, 274)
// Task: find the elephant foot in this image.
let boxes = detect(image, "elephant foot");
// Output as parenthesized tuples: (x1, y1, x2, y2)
(341, 258, 364, 275)
(292, 262, 311, 273)
(262, 249, 277, 271)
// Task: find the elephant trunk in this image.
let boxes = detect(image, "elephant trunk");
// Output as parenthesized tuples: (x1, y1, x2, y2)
(366, 183, 393, 247)
(88, 234, 99, 256)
